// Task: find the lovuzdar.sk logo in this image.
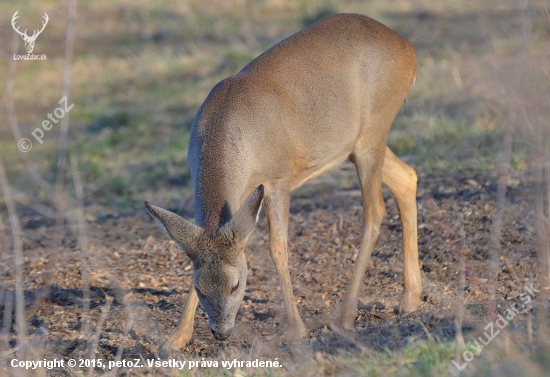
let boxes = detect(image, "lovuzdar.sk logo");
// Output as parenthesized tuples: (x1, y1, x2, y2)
(11, 10, 49, 60)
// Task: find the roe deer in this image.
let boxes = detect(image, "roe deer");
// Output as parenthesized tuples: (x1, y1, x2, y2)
(145, 13, 421, 349)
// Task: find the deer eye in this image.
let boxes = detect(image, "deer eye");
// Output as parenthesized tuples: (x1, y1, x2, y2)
(231, 281, 239, 294)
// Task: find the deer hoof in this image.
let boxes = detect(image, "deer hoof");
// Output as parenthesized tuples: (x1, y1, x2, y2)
(158, 342, 179, 359)
(398, 291, 421, 316)
(286, 320, 307, 341)
(159, 330, 192, 357)
(332, 311, 355, 330)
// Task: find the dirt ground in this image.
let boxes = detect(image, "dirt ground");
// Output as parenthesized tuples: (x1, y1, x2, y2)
(0, 164, 541, 375)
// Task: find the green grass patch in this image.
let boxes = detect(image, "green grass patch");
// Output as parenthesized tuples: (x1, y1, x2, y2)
(1, 0, 542, 213)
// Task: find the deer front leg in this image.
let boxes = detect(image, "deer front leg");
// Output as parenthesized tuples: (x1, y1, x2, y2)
(161, 283, 198, 352)
(382, 147, 421, 314)
(263, 183, 307, 340)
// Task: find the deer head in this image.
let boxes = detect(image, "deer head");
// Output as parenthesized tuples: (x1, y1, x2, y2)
(11, 11, 49, 54)
(145, 185, 264, 340)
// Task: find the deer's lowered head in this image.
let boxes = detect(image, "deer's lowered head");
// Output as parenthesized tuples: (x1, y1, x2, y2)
(145, 185, 264, 341)
(11, 11, 49, 54)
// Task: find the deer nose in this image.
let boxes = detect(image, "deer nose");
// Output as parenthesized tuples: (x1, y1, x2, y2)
(211, 327, 233, 341)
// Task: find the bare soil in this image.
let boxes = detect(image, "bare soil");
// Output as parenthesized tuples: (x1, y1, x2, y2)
(0, 167, 541, 375)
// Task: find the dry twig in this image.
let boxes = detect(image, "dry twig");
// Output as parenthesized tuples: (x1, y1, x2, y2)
(87, 295, 113, 377)
(0, 156, 27, 372)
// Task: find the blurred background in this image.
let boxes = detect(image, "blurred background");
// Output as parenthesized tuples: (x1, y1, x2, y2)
(1, 0, 549, 376)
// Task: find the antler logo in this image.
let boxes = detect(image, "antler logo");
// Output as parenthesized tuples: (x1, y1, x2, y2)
(11, 11, 49, 54)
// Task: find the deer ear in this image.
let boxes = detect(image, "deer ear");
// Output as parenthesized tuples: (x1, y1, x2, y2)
(227, 185, 264, 240)
(145, 201, 202, 257)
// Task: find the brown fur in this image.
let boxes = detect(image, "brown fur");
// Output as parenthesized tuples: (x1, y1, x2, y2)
(146, 13, 421, 350)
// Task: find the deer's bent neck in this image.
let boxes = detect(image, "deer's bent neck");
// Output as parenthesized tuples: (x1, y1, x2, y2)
(192, 175, 245, 230)
(188, 107, 251, 230)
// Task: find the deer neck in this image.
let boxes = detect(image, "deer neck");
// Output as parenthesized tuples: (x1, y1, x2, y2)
(188, 79, 257, 230)
(193, 176, 245, 230)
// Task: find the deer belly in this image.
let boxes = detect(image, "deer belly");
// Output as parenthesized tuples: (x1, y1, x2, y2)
(290, 153, 349, 190)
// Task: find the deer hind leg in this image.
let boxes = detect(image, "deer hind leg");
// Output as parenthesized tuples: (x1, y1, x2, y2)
(382, 146, 422, 314)
(334, 143, 386, 329)
(263, 181, 307, 340)
(161, 283, 198, 352)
